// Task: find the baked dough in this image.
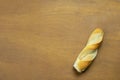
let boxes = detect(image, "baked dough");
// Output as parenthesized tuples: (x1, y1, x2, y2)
(73, 28, 104, 72)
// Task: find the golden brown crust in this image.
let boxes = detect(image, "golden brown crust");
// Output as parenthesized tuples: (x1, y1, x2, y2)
(93, 28, 103, 33)
(87, 44, 99, 50)
(77, 60, 92, 71)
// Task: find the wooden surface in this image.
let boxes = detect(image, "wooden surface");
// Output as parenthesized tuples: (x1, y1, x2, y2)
(0, 0, 120, 80)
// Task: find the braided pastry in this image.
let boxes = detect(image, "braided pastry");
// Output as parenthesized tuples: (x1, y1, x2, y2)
(73, 28, 104, 73)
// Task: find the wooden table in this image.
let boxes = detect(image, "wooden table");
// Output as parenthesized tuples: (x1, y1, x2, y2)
(0, 0, 120, 80)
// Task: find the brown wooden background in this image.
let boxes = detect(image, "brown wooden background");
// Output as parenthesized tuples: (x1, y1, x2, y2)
(0, 0, 120, 80)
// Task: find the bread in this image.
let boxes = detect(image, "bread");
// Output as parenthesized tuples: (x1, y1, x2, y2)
(73, 28, 104, 73)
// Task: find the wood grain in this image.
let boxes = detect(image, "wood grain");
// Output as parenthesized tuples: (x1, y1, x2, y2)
(0, 0, 120, 80)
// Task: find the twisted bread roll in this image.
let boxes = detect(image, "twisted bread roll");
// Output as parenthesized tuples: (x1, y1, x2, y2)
(73, 28, 104, 73)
